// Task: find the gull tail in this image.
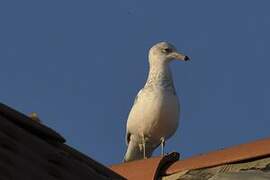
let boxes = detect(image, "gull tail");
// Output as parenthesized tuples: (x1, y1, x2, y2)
(123, 135, 154, 162)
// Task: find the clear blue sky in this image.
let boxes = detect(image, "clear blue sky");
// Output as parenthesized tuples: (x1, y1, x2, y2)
(1, 1, 270, 165)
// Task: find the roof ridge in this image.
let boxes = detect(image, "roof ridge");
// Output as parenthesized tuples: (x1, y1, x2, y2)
(0, 103, 65, 143)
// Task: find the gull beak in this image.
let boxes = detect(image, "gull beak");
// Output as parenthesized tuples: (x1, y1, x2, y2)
(171, 52, 190, 61)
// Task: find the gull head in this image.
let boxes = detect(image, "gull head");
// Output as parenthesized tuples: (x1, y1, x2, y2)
(148, 42, 190, 64)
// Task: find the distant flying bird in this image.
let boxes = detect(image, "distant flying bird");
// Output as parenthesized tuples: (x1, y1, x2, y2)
(124, 42, 190, 162)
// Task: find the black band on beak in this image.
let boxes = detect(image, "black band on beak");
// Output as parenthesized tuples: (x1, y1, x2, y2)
(184, 56, 190, 61)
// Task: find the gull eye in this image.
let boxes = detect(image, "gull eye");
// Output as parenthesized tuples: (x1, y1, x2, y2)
(163, 48, 173, 54)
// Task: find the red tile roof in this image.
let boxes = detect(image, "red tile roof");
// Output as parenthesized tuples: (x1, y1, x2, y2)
(110, 137, 270, 179)
(166, 137, 270, 175)
(110, 152, 179, 180)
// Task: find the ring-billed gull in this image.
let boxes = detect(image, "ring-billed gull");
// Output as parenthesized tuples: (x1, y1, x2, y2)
(124, 42, 190, 162)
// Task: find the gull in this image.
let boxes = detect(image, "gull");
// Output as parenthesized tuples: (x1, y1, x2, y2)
(124, 42, 190, 162)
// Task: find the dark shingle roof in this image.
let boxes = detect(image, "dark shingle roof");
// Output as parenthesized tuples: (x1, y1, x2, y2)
(0, 103, 125, 180)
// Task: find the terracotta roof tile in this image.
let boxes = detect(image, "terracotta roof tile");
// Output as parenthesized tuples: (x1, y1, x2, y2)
(166, 137, 270, 175)
(110, 152, 179, 180)
(110, 138, 270, 179)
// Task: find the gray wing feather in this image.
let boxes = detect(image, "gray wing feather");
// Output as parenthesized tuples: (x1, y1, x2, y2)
(125, 89, 143, 146)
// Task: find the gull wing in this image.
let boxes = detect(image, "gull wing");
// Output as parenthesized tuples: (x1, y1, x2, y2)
(125, 89, 143, 145)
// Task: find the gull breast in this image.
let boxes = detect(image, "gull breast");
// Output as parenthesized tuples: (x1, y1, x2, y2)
(127, 88, 180, 143)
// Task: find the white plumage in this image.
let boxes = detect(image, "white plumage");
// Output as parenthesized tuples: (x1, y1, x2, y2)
(124, 42, 190, 162)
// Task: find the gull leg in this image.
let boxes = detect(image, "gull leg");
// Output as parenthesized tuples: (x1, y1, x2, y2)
(142, 134, 146, 159)
(160, 137, 165, 156)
